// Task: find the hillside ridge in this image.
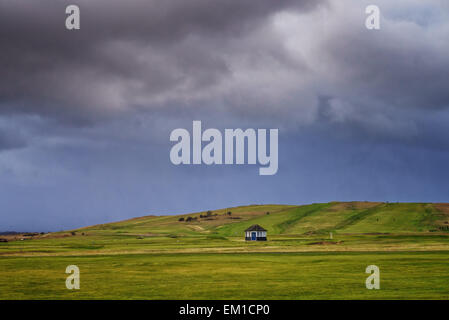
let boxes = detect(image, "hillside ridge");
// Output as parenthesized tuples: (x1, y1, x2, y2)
(66, 201, 449, 237)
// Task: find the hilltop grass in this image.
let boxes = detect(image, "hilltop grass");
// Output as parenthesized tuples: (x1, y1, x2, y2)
(1, 201, 449, 299)
(341, 203, 438, 234)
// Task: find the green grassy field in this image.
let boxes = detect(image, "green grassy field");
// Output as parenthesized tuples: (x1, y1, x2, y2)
(1, 202, 449, 299)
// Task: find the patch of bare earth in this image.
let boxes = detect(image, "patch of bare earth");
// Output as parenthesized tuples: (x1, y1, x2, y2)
(327, 201, 383, 211)
(433, 203, 449, 227)
(308, 241, 343, 245)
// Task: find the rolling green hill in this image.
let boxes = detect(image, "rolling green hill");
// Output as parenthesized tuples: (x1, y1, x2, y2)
(71, 202, 449, 238)
(2, 201, 449, 299)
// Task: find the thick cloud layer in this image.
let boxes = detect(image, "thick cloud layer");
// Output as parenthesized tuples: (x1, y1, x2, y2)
(1, 0, 449, 230)
(1, 1, 448, 127)
(0, 0, 323, 124)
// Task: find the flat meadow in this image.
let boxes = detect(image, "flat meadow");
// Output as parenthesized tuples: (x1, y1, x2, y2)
(1, 202, 449, 299)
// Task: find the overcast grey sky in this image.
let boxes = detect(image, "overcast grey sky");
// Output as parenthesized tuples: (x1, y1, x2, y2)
(1, 0, 449, 231)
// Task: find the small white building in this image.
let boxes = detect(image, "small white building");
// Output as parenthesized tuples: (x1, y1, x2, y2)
(245, 224, 267, 241)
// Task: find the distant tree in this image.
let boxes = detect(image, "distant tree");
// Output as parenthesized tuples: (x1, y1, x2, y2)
(206, 210, 212, 217)
(186, 217, 193, 222)
(266, 212, 270, 215)
(71, 231, 76, 236)
(178, 217, 185, 222)
(227, 211, 232, 216)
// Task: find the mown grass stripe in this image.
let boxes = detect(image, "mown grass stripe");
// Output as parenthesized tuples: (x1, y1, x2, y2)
(332, 203, 387, 231)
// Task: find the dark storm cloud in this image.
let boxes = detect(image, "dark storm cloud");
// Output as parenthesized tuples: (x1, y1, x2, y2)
(322, 19, 449, 111)
(268, 0, 449, 142)
(2, 0, 448, 133)
(2, 0, 449, 231)
(0, 0, 324, 124)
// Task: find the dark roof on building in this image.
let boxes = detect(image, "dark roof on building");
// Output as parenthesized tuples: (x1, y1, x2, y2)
(245, 224, 267, 232)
